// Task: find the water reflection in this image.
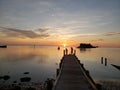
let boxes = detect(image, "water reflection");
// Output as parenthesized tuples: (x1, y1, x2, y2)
(0, 46, 120, 84)
(0, 46, 62, 84)
(0, 53, 48, 64)
(0, 47, 48, 63)
(79, 48, 91, 52)
(76, 48, 120, 81)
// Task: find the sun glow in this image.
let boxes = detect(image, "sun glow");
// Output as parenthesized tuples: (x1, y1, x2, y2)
(63, 43, 66, 47)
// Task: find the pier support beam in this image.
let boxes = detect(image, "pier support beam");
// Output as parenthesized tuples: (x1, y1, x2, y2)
(56, 69, 60, 77)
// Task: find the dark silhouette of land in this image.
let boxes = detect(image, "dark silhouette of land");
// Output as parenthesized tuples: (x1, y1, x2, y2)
(111, 64, 120, 70)
(77, 43, 98, 48)
(0, 45, 7, 48)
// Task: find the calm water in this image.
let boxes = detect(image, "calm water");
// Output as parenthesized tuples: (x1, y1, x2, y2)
(0, 46, 120, 84)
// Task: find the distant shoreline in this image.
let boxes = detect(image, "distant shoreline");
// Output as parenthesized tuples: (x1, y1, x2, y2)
(0, 44, 120, 48)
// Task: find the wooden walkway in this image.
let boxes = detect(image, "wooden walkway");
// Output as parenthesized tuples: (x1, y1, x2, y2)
(53, 55, 98, 90)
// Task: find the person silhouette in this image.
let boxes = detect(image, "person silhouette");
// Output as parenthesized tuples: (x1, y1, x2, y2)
(65, 48, 68, 55)
(63, 49, 65, 56)
(71, 47, 73, 55)
(74, 49, 76, 55)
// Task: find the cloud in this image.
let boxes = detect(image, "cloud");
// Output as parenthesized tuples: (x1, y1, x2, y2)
(104, 32, 120, 36)
(0, 27, 50, 39)
(71, 32, 120, 38)
(91, 39, 104, 42)
(35, 28, 49, 33)
(66, 33, 98, 38)
(72, 32, 120, 38)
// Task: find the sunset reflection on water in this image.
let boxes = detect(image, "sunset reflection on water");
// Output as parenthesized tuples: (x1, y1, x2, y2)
(0, 46, 120, 84)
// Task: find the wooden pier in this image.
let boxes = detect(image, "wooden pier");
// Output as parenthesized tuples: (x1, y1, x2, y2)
(53, 55, 98, 90)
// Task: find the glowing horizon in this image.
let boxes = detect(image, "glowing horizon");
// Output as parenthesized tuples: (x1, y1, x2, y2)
(0, 0, 120, 48)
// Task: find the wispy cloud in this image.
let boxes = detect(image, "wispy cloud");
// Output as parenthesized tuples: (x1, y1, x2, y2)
(0, 27, 50, 39)
(71, 32, 120, 38)
(91, 39, 104, 42)
(104, 32, 120, 36)
(55, 31, 120, 40)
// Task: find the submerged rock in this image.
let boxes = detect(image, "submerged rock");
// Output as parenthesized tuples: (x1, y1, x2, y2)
(0, 76, 3, 80)
(13, 80, 17, 83)
(3, 75, 10, 80)
(20, 77, 31, 82)
(24, 72, 29, 74)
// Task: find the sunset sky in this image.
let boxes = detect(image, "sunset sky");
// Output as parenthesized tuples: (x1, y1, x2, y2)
(0, 0, 120, 47)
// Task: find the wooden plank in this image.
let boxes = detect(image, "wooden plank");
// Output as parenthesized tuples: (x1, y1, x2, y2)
(53, 55, 97, 90)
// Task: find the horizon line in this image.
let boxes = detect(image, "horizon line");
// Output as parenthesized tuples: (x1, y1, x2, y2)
(1, 44, 120, 48)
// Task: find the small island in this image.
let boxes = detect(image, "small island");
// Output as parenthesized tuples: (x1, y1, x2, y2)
(77, 43, 98, 48)
(0, 45, 7, 48)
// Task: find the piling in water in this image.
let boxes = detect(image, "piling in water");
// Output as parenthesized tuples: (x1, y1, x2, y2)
(105, 58, 107, 66)
(101, 57, 103, 64)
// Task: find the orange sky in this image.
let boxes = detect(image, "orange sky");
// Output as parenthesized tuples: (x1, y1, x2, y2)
(0, 0, 120, 47)
(0, 33, 120, 47)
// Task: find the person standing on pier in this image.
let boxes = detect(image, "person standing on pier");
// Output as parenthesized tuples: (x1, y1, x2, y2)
(74, 49, 76, 55)
(71, 47, 73, 55)
(65, 48, 68, 55)
(63, 49, 65, 56)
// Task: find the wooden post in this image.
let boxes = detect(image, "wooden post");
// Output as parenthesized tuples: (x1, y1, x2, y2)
(105, 58, 107, 66)
(81, 63, 84, 67)
(78, 60, 80, 64)
(59, 62, 62, 68)
(86, 70, 90, 76)
(56, 69, 59, 77)
(101, 57, 103, 64)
